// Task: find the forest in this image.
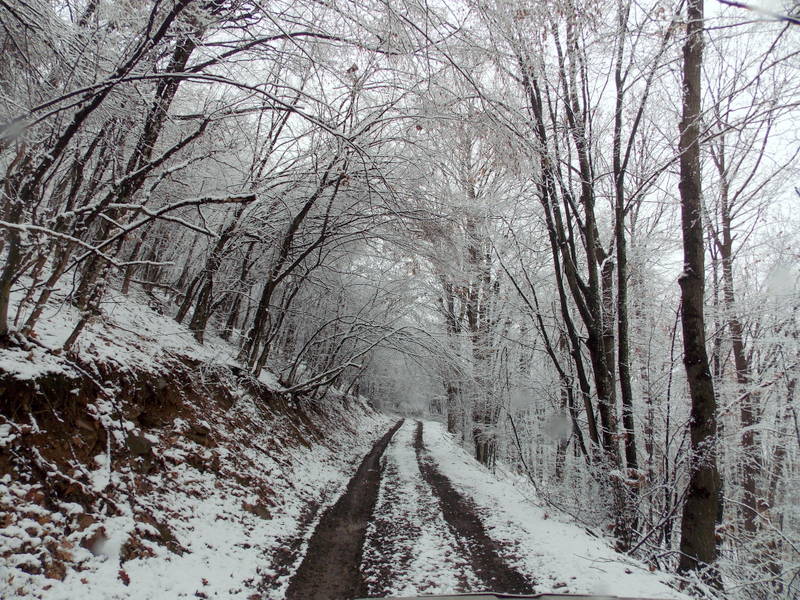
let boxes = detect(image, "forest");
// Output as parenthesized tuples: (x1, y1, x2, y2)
(1, 0, 799, 597)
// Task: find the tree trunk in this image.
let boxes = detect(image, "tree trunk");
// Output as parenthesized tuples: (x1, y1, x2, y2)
(188, 208, 243, 343)
(518, 61, 600, 451)
(714, 157, 761, 535)
(676, 0, 722, 585)
(612, 0, 639, 476)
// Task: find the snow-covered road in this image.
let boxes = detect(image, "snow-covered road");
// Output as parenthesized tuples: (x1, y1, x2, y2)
(287, 418, 687, 600)
(15, 412, 689, 600)
(419, 420, 687, 599)
(360, 419, 480, 597)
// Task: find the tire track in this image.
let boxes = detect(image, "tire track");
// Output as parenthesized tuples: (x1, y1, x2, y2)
(414, 420, 536, 595)
(285, 418, 403, 600)
(360, 420, 478, 596)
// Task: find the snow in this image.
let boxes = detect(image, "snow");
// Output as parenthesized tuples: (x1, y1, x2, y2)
(0, 346, 73, 380)
(3, 403, 390, 600)
(362, 420, 479, 596)
(257, 369, 285, 390)
(1, 278, 689, 600)
(0, 424, 16, 448)
(0, 278, 392, 600)
(4, 279, 241, 382)
(421, 420, 689, 599)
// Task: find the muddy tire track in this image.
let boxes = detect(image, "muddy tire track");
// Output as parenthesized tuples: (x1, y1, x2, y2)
(414, 420, 536, 595)
(358, 453, 417, 597)
(360, 421, 477, 597)
(284, 418, 403, 600)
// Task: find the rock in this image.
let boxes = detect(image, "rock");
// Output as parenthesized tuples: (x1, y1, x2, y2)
(242, 501, 272, 520)
(23, 488, 46, 504)
(127, 433, 154, 457)
(127, 433, 159, 473)
(75, 417, 97, 432)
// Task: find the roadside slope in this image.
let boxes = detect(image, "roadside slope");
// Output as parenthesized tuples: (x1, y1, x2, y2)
(0, 287, 391, 600)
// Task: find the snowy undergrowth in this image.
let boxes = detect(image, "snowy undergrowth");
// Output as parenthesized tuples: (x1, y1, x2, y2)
(422, 420, 689, 599)
(0, 282, 390, 599)
(11, 279, 243, 376)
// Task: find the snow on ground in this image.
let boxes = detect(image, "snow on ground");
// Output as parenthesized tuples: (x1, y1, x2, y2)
(0, 279, 391, 599)
(1, 278, 689, 600)
(2, 397, 390, 600)
(422, 420, 689, 599)
(15, 282, 240, 376)
(361, 419, 479, 596)
(0, 345, 76, 380)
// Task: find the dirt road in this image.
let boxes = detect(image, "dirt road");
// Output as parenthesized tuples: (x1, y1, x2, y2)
(284, 419, 403, 600)
(414, 421, 535, 595)
(284, 418, 535, 599)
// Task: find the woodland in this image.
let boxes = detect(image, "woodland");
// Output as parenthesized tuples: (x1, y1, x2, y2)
(1, 0, 800, 597)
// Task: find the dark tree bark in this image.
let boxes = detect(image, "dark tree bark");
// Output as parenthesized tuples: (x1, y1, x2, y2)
(74, 28, 202, 310)
(612, 0, 639, 478)
(676, 0, 722, 585)
(176, 274, 202, 324)
(188, 207, 245, 343)
(517, 60, 600, 451)
(439, 278, 465, 436)
(240, 160, 343, 369)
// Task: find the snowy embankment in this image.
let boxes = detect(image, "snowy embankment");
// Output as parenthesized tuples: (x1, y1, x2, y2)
(422, 420, 688, 599)
(0, 285, 390, 599)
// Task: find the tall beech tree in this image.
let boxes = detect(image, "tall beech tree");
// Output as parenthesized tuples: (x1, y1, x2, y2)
(676, 0, 722, 585)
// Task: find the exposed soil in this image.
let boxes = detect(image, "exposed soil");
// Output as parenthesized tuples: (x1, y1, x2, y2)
(414, 421, 536, 595)
(284, 419, 404, 600)
(1, 332, 383, 591)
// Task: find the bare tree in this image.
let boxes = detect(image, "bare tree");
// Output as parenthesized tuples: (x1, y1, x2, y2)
(675, 0, 723, 586)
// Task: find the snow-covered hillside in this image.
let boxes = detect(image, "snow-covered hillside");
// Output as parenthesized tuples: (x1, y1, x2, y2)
(0, 287, 391, 599)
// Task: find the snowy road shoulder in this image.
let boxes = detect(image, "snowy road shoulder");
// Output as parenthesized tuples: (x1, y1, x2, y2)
(421, 420, 688, 599)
